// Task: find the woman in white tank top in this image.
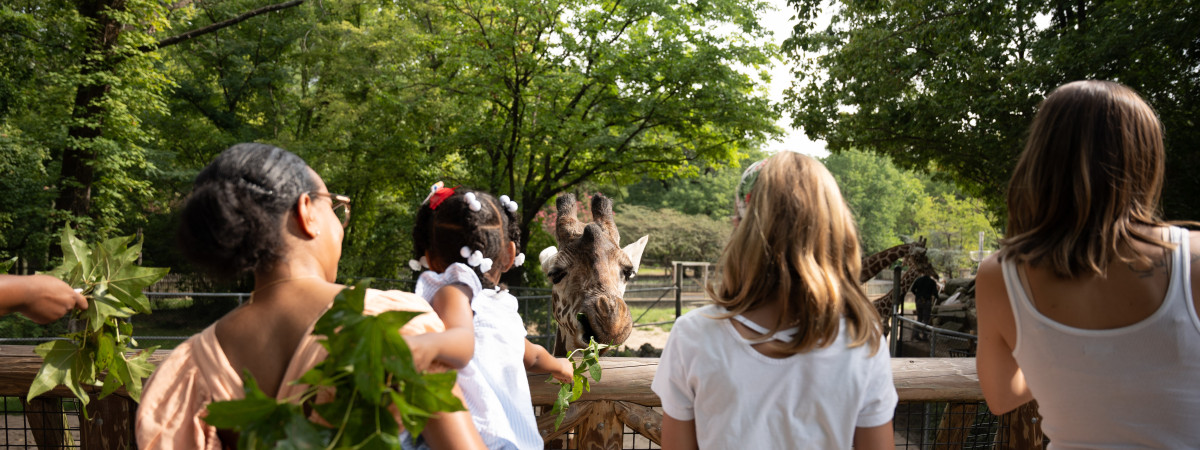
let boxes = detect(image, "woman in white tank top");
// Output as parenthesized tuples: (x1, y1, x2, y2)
(975, 80, 1200, 449)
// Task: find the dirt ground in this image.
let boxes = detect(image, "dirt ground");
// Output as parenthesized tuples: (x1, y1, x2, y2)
(617, 326, 671, 354)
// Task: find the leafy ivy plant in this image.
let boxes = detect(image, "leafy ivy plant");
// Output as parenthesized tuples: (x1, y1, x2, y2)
(548, 335, 609, 430)
(26, 228, 169, 416)
(204, 280, 466, 449)
(0, 257, 15, 273)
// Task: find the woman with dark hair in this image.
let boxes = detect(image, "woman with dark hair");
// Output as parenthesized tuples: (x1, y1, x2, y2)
(976, 81, 1200, 447)
(136, 143, 484, 449)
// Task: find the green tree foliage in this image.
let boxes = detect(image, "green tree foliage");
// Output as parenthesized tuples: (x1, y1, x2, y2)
(1, 0, 171, 265)
(614, 205, 731, 268)
(784, 0, 1200, 220)
(406, 0, 781, 256)
(822, 149, 924, 255)
(4, 0, 778, 282)
(617, 150, 766, 220)
(823, 149, 997, 276)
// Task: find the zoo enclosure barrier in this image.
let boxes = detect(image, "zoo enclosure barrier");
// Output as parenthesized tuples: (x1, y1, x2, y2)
(1, 348, 1046, 450)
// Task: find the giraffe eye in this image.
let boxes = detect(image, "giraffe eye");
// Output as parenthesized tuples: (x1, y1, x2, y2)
(549, 269, 566, 284)
(621, 267, 635, 280)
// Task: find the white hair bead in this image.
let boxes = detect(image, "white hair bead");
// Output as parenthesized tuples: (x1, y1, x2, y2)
(460, 246, 472, 258)
(464, 192, 481, 211)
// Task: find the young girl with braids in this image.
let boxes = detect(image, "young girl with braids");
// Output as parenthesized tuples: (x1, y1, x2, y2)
(406, 184, 573, 450)
(652, 152, 896, 449)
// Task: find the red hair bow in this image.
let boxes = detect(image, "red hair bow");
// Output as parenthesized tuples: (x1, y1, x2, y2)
(426, 182, 457, 210)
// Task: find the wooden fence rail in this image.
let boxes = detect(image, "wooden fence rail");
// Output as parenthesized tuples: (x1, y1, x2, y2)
(0, 346, 1042, 449)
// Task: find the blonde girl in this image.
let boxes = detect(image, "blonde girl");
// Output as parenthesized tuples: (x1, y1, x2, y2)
(976, 80, 1200, 447)
(652, 151, 896, 449)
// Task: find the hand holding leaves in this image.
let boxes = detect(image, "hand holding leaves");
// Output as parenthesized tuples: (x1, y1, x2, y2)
(547, 337, 608, 430)
(26, 227, 168, 416)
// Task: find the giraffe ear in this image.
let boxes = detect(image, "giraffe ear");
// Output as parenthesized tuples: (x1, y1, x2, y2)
(622, 235, 649, 273)
(539, 246, 560, 270)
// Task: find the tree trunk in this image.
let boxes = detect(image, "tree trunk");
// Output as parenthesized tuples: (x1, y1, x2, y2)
(54, 0, 126, 222)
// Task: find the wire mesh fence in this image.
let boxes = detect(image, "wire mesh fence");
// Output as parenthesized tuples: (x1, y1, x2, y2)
(1, 397, 83, 449)
(892, 315, 978, 358)
(2, 274, 1013, 449)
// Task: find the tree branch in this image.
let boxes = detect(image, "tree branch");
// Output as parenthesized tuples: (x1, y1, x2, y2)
(138, 0, 305, 52)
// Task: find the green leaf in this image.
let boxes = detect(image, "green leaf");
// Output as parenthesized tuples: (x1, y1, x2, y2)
(27, 340, 90, 408)
(44, 227, 89, 283)
(95, 333, 116, 369)
(552, 383, 571, 430)
(588, 360, 602, 382)
(0, 257, 15, 274)
(105, 347, 157, 402)
(95, 235, 135, 281)
(275, 412, 331, 450)
(570, 377, 584, 401)
(205, 374, 282, 428)
(107, 264, 168, 315)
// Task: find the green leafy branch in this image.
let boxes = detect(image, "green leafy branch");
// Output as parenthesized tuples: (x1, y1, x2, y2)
(0, 257, 15, 273)
(548, 336, 609, 430)
(204, 280, 466, 449)
(27, 227, 169, 417)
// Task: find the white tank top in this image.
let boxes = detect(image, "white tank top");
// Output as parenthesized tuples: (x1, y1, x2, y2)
(1002, 226, 1200, 449)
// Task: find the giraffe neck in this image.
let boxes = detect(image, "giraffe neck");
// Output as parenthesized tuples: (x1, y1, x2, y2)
(860, 243, 912, 283)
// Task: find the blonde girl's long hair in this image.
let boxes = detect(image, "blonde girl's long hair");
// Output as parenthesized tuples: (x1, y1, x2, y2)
(708, 152, 882, 355)
(1000, 80, 1189, 278)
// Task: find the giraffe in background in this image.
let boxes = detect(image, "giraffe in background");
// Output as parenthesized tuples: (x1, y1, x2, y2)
(859, 237, 936, 335)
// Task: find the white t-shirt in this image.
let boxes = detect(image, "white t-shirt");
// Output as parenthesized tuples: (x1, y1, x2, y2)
(652, 305, 896, 449)
(415, 264, 541, 450)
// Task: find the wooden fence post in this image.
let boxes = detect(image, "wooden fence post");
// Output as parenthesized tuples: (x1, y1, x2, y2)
(81, 394, 137, 449)
(571, 400, 622, 450)
(22, 398, 69, 448)
(997, 400, 1044, 450)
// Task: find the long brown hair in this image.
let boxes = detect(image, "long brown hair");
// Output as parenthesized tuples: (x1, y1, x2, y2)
(1000, 80, 1177, 278)
(708, 152, 882, 355)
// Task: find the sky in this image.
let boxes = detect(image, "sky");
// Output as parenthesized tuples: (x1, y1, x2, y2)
(759, 0, 832, 157)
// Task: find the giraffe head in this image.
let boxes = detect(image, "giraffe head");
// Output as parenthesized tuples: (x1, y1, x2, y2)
(539, 193, 648, 355)
(902, 236, 932, 274)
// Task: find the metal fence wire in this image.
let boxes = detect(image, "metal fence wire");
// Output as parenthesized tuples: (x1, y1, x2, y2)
(1, 397, 83, 449)
(2, 278, 1018, 449)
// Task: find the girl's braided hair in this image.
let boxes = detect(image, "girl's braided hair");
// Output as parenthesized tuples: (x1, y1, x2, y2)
(412, 188, 521, 289)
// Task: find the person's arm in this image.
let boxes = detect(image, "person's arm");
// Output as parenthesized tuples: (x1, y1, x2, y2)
(974, 256, 1034, 414)
(523, 339, 573, 384)
(0, 274, 87, 324)
(419, 383, 487, 450)
(405, 284, 475, 371)
(853, 421, 894, 449)
(661, 414, 698, 450)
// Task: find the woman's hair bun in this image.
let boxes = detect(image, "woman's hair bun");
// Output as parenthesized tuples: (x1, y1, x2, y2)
(177, 143, 315, 278)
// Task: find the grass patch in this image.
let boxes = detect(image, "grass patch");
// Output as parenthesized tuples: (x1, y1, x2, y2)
(630, 305, 701, 332)
(637, 266, 671, 277)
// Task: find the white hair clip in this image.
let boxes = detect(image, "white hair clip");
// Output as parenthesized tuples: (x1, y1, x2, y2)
(464, 192, 482, 211)
(408, 259, 422, 271)
(465, 249, 493, 273)
(499, 195, 519, 212)
(513, 252, 525, 267)
(419, 256, 429, 268)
